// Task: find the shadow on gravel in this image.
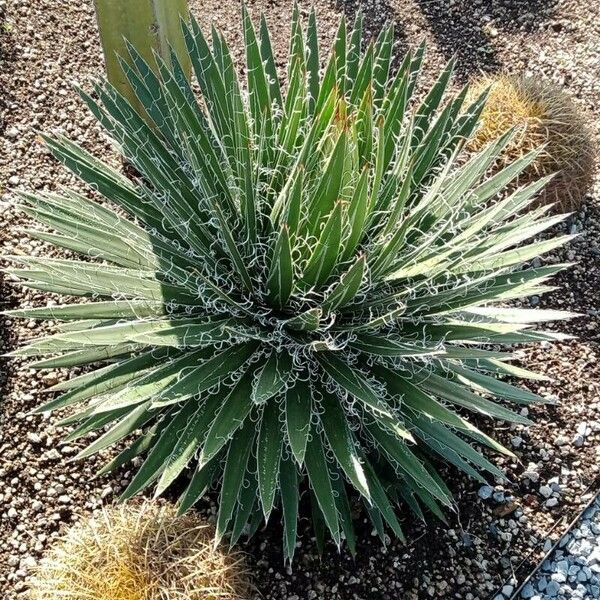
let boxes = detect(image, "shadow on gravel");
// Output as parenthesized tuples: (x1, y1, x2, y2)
(327, 0, 410, 59)
(547, 205, 600, 333)
(1, 3, 18, 405)
(413, 0, 558, 79)
(0, 276, 14, 408)
(0, 6, 17, 136)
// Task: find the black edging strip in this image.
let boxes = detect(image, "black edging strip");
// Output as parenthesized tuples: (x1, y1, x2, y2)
(496, 476, 600, 600)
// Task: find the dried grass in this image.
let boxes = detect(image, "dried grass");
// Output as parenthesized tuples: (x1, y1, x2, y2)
(28, 502, 252, 600)
(467, 74, 596, 210)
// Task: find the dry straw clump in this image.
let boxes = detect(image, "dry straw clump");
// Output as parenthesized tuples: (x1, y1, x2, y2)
(467, 74, 596, 210)
(28, 502, 252, 600)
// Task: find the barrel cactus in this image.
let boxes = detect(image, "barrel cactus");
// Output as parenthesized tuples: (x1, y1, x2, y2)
(6, 8, 573, 560)
(466, 73, 596, 210)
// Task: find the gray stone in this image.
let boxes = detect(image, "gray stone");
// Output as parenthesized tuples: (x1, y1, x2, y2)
(522, 582, 535, 598)
(557, 560, 569, 574)
(560, 534, 572, 548)
(512, 436, 523, 448)
(545, 580, 561, 596)
(551, 571, 566, 583)
(478, 485, 494, 500)
(577, 569, 588, 583)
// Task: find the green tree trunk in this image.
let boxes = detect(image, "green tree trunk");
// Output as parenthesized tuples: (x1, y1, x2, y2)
(94, 0, 190, 112)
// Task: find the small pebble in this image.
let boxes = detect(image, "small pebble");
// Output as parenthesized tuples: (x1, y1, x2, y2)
(478, 485, 494, 500)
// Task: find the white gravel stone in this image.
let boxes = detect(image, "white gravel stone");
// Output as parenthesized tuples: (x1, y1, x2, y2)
(522, 496, 600, 599)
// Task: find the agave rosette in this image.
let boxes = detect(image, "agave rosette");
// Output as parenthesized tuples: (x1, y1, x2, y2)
(6, 8, 574, 559)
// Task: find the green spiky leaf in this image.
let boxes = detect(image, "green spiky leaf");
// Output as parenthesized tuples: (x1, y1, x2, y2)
(5, 8, 573, 558)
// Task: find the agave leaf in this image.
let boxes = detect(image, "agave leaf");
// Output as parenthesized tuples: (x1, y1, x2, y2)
(351, 334, 443, 358)
(314, 37, 337, 117)
(447, 363, 544, 404)
(301, 201, 343, 289)
(373, 24, 394, 105)
(306, 9, 320, 113)
(345, 12, 362, 89)
(242, 4, 273, 135)
(412, 58, 455, 147)
(86, 83, 223, 261)
(216, 418, 256, 542)
(229, 456, 260, 545)
(5, 300, 166, 321)
(365, 420, 452, 507)
(259, 15, 283, 109)
(37, 347, 175, 409)
(8, 7, 576, 557)
(267, 225, 295, 308)
(29, 343, 142, 370)
(150, 343, 258, 408)
(92, 344, 252, 414)
(319, 387, 371, 501)
(121, 401, 199, 500)
(349, 41, 373, 106)
(12, 318, 234, 355)
(306, 132, 347, 233)
(317, 352, 393, 418)
(41, 134, 163, 230)
(212, 204, 254, 293)
(8, 257, 195, 303)
(283, 308, 322, 332)
(342, 169, 370, 261)
(63, 405, 132, 443)
(331, 470, 357, 556)
(177, 456, 220, 515)
(418, 370, 533, 425)
(280, 454, 300, 562)
(257, 399, 284, 520)
(285, 379, 312, 466)
(470, 358, 551, 382)
(362, 458, 406, 541)
(323, 254, 366, 312)
(97, 425, 164, 477)
(413, 417, 506, 480)
(310, 488, 327, 555)
(252, 351, 294, 405)
(75, 402, 155, 460)
(155, 391, 224, 496)
(305, 431, 341, 546)
(199, 370, 256, 468)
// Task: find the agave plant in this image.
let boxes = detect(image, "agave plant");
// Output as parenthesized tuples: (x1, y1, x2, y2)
(7, 7, 574, 560)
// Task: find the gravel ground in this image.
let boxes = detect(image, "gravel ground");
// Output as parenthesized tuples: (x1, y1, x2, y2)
(0, 1, 599, 599)
(518, 492, 600, 600)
